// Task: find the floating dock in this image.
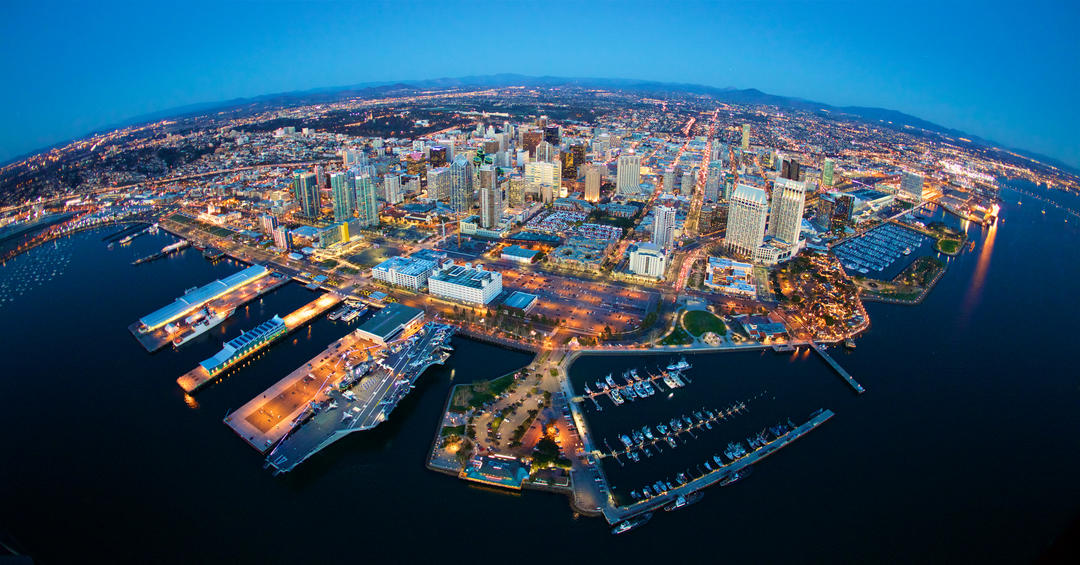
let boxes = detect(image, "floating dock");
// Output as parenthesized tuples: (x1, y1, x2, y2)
(810, 342, 866, 394)
(176, 293, 342, 393)
(128, 265, 288, 352)
(598, 408, 835, 524)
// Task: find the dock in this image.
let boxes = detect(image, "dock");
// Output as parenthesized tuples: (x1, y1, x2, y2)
(598, 409, 835, 524)
(810, 342, 865, 394)
(128, 267, 288, 353)
(175, 293, 343, 393)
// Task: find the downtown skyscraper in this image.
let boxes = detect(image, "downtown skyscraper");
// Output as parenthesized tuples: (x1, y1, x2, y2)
(616, 153, 641, 195)
(768, 178, 807, 246)
(292, 172, 320, 218)
(725, 183, 769, 257)
(652, 205, 677, 250)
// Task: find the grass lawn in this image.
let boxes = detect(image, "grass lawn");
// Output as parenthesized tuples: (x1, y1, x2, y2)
(468, 373, 516, 407)
(936, 238, 962, 254)
(659, 326, 694, 346)
(440, 425, 465, 437)
(682, 310, 726, 337)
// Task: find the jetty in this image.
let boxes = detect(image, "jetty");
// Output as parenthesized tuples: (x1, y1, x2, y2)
(810, 342, 865, 394)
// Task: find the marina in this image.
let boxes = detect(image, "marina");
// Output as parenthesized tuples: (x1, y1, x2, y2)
(833, 223, 930, 278)
(576, 358, 692, 409)
(600, 401, 752, 465)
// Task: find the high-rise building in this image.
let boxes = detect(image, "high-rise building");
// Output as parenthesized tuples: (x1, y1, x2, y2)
(448, 156, 473, 213)
(725, 184, 769, 257)
(768, 178, 807, 246)
(535, 141, 558, 163)
(900, 171, 924, 201)
(525, 160, 560, 204)
(741, 124, 751, 150)
(428, 146, 448, 168)
(259, 213, 278, 235)
(780, 158, 801, 181)
(561, 144, 586, 180)
(705, 162, 724, 201)
(522, 130, 543, 156)
(330, 172, 356, 222)
(354, 172, 379, 227)
(383, 174, 403, 204)
(543, 125, 560, 145)
(663, 168, 677, 194)
(479, 183, 502, 229)
(681, 168, 697, 194)
(584, 164, 602, 202)
(292, 172, 320, 218)
(507, 177, 526, 208)
(427, 167, 450, 203)
(652, 205, 676, 250)
(272, 225, 292, 250)
(822, 158, 836, 187)
(833, 194, 855, 229)
(616, 153, 641, 195)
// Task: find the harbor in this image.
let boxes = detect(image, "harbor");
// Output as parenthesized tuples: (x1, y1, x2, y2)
(175, 292, 342, 392)
(811, 342, 866, 394)
(127, 263, 289, 352)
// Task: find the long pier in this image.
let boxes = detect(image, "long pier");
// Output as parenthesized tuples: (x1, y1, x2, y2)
(599, 409, 835, 524)
(810, 342, 865, 394)
(175, 293, 342, 393)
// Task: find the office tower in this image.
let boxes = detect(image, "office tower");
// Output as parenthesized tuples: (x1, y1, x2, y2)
(543, 125, 560, 145)
(483, 140, 500, 155)
(272, 225, 292, 250)
(900, 171, 924, 201)
(725, 184, 769, 257)
(406, 177, 420, 196)
(477, 164, 496, 192)
(507, 177, 526, 208)
(405, 152, 426, 184)
(652, 205, 676, 250)
(663, 168, 676, 194)
(780, 158, 801, 181)
(705, 162, 723, 201)
(330, 172, 356, 222)
(342, 149, 363, 166)
(354, 171, 379, 227)
(741, 124, 751, 149)
(429, 146, 448, 168)
(383, 174, 403, 204)
(292, 172, 320, 218)
(449, 156, 473, 213)
(427, 167, 450, 204)
(535, 141, 558, 163)
(616, 153, 641, 195)
(522, 130, 543, 156)
(814, 196, 836, 231)
(560, 144, 586, 180)
(479, 183, 502, 229)
(259, 214, 278, 235)
(822, 158, 835, 187)
(833, 194, 855, 229)
(768, 178, 807, 246)
(681, 168, 696, 194)
(525, 160, 560, 204)
(584, 164, 601, 202)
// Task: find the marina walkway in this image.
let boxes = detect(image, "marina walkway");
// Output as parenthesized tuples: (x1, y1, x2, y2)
(810, 342, 865, 394)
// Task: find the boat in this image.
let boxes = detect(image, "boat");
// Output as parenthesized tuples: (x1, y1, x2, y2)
(643, 382, 655, 396)
(656, 423, 669, 435)
(612, 512, 653, 535)
(664, 491, 704, 512)
(583, 383, 593, 395)
(642, 487, 652, 498)
(628, 451, 641, 462)
(844, 338, 856, 350)
(620, 435, 633, 448)
(172, 307, 234, 347)
(666, 358, 691, 371)
(713, 454, 724, 466)
(642, 426, 654, 440)
(605, 374, 616, 388)
(119, 235, 134, 245)
(609, 389, 624, 405)
(719, 466, 753, 486)
(341, 308, 362, 322)
(665, 436, 677, 448)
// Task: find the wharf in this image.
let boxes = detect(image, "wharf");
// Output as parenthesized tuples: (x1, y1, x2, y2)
(810, 342, 866, 394)
(572, 366, 690, 407)
(128, 270, 289, 353)
(176, 293, 342, 393)
(262, 323, 455, 473)
(599, 409, 835, 524)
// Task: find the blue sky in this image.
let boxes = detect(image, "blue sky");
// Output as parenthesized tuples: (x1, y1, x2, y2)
(2, 0, 1078, 168)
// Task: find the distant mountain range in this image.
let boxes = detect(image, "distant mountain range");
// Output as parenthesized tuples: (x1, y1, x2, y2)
(14, 73, 1080, 176)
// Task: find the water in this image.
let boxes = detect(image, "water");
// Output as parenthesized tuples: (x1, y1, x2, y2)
(2, 177, 1079, 563)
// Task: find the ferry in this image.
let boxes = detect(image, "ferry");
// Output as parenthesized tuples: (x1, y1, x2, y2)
(173, 307, 234, 347)
(664, 491, 704, 512)
(341, 308, 362, 323)
(118, 235, 134, 245)
(612, 512, 653, 535)
(719, 466, 752, 486)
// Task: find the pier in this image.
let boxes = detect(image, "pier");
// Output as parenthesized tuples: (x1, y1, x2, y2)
(132, 240, 189, 265)
(598, 409, 835, 525)
(598, 402, 748, 460)
(175, 293, 342, 393)
(573, 364, 691, 408)
(810, 342, 865, 394)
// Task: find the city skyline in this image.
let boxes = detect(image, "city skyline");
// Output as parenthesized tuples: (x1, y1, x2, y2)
(1, 0, 1078, 169)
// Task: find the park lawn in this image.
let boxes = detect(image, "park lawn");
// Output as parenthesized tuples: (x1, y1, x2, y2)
(682, 310, 726, 337)
(468, 373, 516, 407)
(440, 425, 465, 437)
(936, 238, 962, 254)
(660, 326, 694, 346)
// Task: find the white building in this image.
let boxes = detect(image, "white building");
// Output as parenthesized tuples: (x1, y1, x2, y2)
(628, 242, 667, 279)
(525, 160, 560, 204)
(383, 174, 403, 204)
(428, 262, 503, 305)
(768, 178, 807, 246)
(479, 184, 502, 229)
(652, 205, 676, 250)
(900, 171, 925, 202)
(371, 255, 439, 291)
(725, 184, 769, 257)
(616, 153, 641, 195)
(584, 164, 602, 202)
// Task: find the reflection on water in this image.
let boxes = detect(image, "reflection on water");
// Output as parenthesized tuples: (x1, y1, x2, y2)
(962, 219, 998, 319)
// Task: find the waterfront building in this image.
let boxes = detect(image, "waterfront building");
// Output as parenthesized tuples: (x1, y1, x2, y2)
(725, 184, 769, 258)
(900, 171, 926, 201)
(371, 255, 440, 291)
(137, 264, 270, 332)
(704, 256, 756, 297)
(199, 315, 287, 377)
(355, 172, 379, 227)
(628, 241, 667, 279)
(768, 178, 807, 246)
(355, 303, 425, 345)
(616, 153, 641, 195)
(652, 205, 676, 250)
(427, 262, 502, 305)
(331, 172, 356, 222)
(272, 225, 292, 250)
(259, 213, 278, 235)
